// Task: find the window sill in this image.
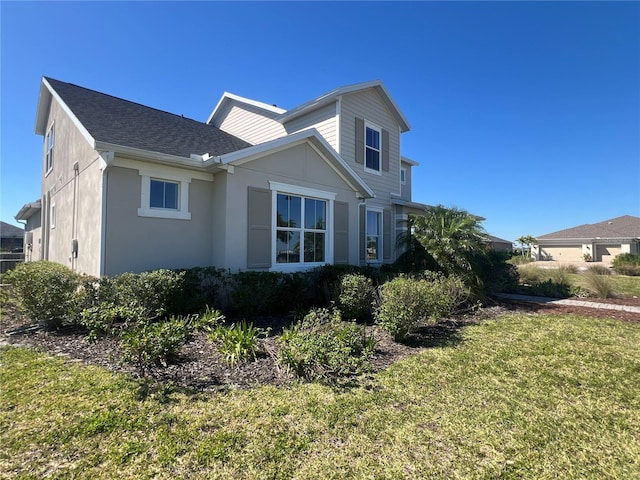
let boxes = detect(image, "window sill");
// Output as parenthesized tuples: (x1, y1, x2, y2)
(137, 207, 191, 220)
(364, 167, 382, 176)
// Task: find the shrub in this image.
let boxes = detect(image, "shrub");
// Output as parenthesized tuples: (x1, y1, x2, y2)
(582, 271, 614, 298)
(121, 316, 191, 376)
(209, 320, 263, 368)
(277, 308, 376, 382)
(335, 274, 375, 321)
(374, 274, 469, 342)
(518, 265, 545, 285)
(4, 261, 80, 330)
(230, 271, 283, 318)
(587, 265, 611, 276)
(79, 270, 186, 338)
(612, 253, 640, 276)
(525, 279, 571, 298)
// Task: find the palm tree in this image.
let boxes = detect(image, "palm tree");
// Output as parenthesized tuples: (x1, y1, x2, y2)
(516, 235, 537, 259)
(399, 205, 489, 282)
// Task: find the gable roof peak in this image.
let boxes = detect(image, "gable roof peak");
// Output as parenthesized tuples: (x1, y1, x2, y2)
(277, 79, 411, 132)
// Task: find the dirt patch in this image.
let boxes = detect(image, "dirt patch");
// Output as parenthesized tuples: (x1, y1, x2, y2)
(2, 298, 637, 392)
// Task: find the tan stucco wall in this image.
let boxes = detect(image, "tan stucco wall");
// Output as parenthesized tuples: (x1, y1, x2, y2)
(40, 98, 104, 276)
(221, 143, 362, 271)
(103, 164, 215, 275)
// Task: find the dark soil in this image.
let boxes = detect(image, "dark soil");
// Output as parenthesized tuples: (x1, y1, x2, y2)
(1, 295, 638, 392)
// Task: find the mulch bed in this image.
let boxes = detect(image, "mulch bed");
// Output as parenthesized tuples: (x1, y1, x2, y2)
(1, 296, 638, 392)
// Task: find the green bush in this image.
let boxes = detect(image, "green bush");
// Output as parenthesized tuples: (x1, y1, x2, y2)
(121, 316, 191, 376)
(4, 261, 80, 330)
(582, 271, 614, 298)
(374, 274, 469, 341)
(209, 320, 263, 368)
(335, 274, 375, 321)
(79, 270, 186, 338)
(524, 279, 572, 298)
(277, 308, 376, 382)
(613, 253, 640, 276)
(518, 265, 545, 285)
(587, 265, 612, 276)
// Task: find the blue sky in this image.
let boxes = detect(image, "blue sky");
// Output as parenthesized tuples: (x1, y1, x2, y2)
(1, 1, 639, 243)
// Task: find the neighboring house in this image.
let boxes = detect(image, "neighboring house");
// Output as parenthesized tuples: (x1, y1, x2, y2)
(0, 221, 24, 252)
(18, 77, 429, 276)
(15, 200, 42, 261)
(532, 215, 640, 264)
(485, 235, 513, 253)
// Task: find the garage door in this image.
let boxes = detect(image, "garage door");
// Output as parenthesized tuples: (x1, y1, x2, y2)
(595, 244, 621, 263)
(541, 245, 583, 262)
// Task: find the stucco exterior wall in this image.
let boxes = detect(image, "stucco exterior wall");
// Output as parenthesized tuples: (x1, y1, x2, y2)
(40, 98, 104, 276)
(221, 143, 361, 271)
(103, 164, 214, 275)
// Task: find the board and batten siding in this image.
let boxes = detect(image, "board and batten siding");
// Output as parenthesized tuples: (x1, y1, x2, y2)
(283, 103, 338, 151)
(214, 102, 286, 145)
(339, 89, 402, 205)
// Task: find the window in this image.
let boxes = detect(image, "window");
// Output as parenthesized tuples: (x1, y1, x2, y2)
(150, 179, 179, 210)
(138, 171, 191, 220)
(45, 124, 54, 173)
(50, 203, 56, 229)
(276, 194, 327, 264)
(366, 209, 382, 262)
(365, 123, 381, 173)
(270, 182, 335, 268)
(400, 167, 407, 185)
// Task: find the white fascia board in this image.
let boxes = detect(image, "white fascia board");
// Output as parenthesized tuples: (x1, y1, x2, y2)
(95, 141, 212, 177)
(35, 78, 96, 149)
(277, 80, 411, 132)
(217, 129, 374, 199)
(206, 91, 286, 125)
(401, 156, 420, 166)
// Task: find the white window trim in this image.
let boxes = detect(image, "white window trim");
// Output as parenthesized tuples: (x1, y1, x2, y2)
(50, 203, 56, 229)
(364, 121, 382, 176)
(269, 181, 334, 271)
(366, 206, 383, 263)
(45, 123, 54, 176)
(138, 169, 191, 220)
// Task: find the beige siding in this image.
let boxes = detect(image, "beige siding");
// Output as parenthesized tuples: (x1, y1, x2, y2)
(340, 89, 402, 208)
(595, 244, 621, 264)
(214, 102, 285, 145)
(103, 165, 214, 275)
(221, 143, 362, 271)
(283, 103, 338, 150)
(539, 245, 583, 262)
(40, 99, 104, 276)
(400, 162, 413, 201)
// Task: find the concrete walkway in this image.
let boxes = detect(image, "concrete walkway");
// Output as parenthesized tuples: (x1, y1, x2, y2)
(493, 293, 640, 314)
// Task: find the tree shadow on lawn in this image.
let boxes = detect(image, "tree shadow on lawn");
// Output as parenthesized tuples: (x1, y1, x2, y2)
(402, 318, 471, 349)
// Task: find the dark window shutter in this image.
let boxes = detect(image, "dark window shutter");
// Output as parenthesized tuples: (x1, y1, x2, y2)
(383, 209, 392, 260)
(334, 201, 349, 264)
(355, 117, 364, 165)
(247, 187, 271, 269)
(382, 129, 390, 172)
(359, 204, 366, 264)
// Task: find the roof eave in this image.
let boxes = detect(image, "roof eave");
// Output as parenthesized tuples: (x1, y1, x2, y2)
(95, 141, 212, 171)
(217, 129, 374, 199)
(15, 201, 42, 221)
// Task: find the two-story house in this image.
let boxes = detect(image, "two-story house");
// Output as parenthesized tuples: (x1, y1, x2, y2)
(16, 77, 429, 276)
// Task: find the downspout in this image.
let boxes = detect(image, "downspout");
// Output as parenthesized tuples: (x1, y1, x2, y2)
(98, 151, 114, 276)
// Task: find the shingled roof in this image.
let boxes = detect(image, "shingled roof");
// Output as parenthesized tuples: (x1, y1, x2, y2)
(43, 77, 252, 158)
(538, 215, 640, 240)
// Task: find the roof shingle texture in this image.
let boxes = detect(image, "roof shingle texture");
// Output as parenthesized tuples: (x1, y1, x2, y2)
(45, 77, 252, 158)
(538, 215, 640, 240)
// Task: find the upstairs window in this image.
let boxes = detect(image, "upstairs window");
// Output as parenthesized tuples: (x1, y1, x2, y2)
(150, 179, 179, 210)
(45, 124, 55, 173)
(400, 167, 407, 185)
(365, 123, 381, 173)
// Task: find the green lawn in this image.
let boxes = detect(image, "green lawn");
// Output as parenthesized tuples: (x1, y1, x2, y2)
(2, 313, 639, 479)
